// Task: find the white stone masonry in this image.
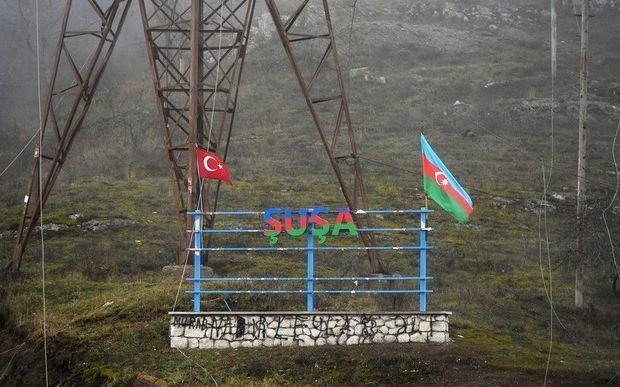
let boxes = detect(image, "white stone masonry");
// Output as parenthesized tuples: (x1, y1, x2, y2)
(169, 312, 451, 349)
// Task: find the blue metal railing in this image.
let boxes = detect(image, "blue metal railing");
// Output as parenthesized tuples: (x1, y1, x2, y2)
(185, 209, 433, 312)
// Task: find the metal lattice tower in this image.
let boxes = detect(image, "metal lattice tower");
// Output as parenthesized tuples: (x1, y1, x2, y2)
(7, 0, 386, 274)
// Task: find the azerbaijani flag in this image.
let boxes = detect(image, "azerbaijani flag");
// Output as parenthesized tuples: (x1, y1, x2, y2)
(421, 133, 473, 223)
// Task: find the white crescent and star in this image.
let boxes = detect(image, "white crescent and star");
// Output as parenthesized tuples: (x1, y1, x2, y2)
(434, 171, 450, 187)
(203, 155, 223, 172)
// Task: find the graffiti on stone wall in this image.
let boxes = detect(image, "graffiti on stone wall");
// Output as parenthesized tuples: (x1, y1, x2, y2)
(172, 314, 422, 343)
(170, 313, 450, 349)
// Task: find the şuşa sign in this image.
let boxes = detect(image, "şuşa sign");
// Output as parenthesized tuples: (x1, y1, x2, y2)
(263, 208, 357, 245)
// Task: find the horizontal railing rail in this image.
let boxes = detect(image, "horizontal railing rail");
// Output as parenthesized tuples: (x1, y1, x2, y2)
(184, 208, 433, 313)
(188, 227, 430, 233)
(188, 276, 433, 281)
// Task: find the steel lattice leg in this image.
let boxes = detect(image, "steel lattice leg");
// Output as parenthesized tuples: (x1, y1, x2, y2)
(265, 0, 386, 273)
(7, 0, 132, 272)
(139, 0, 256, 262)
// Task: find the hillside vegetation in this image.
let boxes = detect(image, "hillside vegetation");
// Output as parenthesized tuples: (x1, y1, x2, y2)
(1, 0, 619, 385)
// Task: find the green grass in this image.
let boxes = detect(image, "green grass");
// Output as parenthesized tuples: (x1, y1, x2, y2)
(2, 0, 620, 384)
(1, 173, 618, 385)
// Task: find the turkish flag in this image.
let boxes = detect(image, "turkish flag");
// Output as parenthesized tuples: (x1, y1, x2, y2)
(196, 148, 233, 185)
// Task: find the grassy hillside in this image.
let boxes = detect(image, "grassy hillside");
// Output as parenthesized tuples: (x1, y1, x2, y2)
(1, 0, 619, 385)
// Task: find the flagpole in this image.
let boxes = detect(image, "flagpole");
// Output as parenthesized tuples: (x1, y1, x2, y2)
(420, 127, 427, 210)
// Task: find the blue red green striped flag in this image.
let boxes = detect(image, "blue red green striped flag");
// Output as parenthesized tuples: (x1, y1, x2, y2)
(421, 133, 473, 223)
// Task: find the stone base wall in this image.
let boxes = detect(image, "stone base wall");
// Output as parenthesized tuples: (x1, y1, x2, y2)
(169, 311, 451, 349)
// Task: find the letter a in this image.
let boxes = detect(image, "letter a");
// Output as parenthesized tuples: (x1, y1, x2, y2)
(332, 209, 357, 236)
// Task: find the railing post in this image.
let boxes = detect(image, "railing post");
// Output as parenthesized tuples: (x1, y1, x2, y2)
(419, 209, 427, 312)
(306, 224, 314, 312)
(193, 212, 202, 312)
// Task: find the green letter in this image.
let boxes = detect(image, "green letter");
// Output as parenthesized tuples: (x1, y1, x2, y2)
(331, 208, 357, 236)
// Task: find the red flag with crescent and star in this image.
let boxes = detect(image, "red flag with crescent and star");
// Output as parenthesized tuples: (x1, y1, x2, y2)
(196, 148, 233, 185)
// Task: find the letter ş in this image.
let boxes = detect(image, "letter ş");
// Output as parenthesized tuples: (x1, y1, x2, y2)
(263, 208, 282, 246)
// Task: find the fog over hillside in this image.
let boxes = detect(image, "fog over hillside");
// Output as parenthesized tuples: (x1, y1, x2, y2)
(1, 1, 618, 182)
(0, 0, 619, 385)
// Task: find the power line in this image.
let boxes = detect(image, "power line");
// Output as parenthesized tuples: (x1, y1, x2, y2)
(0, 131, 39, 178)
(543, 2, 558, 383)
(1, 36, 101, 180)
(206, 0, 225, 149)
(34, 0, 49, 385)
(426, 122, 620, 191)
(358, 155, 539, 199)
(539, 163, 554, 387)
(601, 119, 620, 278)
(175, 348, 219, 386)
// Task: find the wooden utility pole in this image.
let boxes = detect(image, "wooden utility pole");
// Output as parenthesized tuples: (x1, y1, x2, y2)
(551, 0, 557, 80)
(575, 0, 589, 307)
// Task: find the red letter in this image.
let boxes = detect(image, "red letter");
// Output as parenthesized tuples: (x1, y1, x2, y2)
(285, 208, 308, 237)
(263, 208, 282, 246)
(332, 209, 357, 236)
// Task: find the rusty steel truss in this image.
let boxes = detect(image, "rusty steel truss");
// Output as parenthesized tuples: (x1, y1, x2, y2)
(139, 0, 256, 255)
(7, 0, 386, 274)
(7, 0, 132, 271)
